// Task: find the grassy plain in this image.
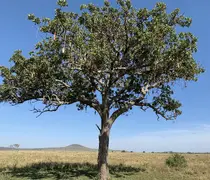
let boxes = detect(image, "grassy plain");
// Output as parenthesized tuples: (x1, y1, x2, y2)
(0, 151, 209, 179)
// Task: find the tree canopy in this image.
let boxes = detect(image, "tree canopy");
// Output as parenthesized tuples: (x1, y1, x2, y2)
(0, 0, 203, 121)
(0, 1, 204, 179)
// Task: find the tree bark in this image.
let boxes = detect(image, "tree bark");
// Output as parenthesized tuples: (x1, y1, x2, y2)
(98, 128, 110, 180)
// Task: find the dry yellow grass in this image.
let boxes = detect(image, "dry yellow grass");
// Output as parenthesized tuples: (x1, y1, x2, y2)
(0, 151, 210, 179)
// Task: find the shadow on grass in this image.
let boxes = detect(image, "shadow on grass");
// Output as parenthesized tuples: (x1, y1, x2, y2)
(0, 162, 145, 179)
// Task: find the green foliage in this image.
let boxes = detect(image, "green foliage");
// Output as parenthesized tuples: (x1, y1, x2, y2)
(57, 0, 68, 7)
(165, 153, 187, 168)
(27, 14, 41, 25)
(0, 0, 204, 122)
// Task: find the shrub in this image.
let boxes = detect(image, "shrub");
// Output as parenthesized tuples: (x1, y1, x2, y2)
(121, 150, 126, 153)
(165, 153, 187, 168)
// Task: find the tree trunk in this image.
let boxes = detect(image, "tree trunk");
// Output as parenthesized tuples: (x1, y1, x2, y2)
(98, 128, 110, 180)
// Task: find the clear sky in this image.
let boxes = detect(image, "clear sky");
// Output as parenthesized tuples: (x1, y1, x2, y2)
(0, 0, 209, 152)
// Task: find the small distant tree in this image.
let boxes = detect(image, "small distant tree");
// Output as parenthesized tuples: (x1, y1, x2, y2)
(0, 0, 204, 179)
(10, 144, 20, 150)
(13, 144, 20, 149)
(143, 151, 146, 153)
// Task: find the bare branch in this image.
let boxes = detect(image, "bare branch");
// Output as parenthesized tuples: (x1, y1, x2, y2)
(96, 124, 101, 132)
(145, 103, 171, 120)
(55, 79, 70, 88)
(31, 96, 77, 117)
(33, 105, 60, 118)
(134, 102, 171, 120)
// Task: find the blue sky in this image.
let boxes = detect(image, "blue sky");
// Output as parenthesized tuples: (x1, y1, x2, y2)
(0, 0, 210, 152)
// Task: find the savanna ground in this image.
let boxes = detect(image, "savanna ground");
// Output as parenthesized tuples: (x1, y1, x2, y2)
(0, 151, 209, 180)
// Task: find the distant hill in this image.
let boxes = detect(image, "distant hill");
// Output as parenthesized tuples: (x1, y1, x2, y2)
(63, 144, 96, 151)
(0, 144, 97, 152)
(0, 147, 13, 150)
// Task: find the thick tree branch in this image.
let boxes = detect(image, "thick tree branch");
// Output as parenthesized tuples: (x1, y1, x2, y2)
(109, 106, 129, 124)
(109, 96, 145, 125)
(78, 95, 102, 116)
